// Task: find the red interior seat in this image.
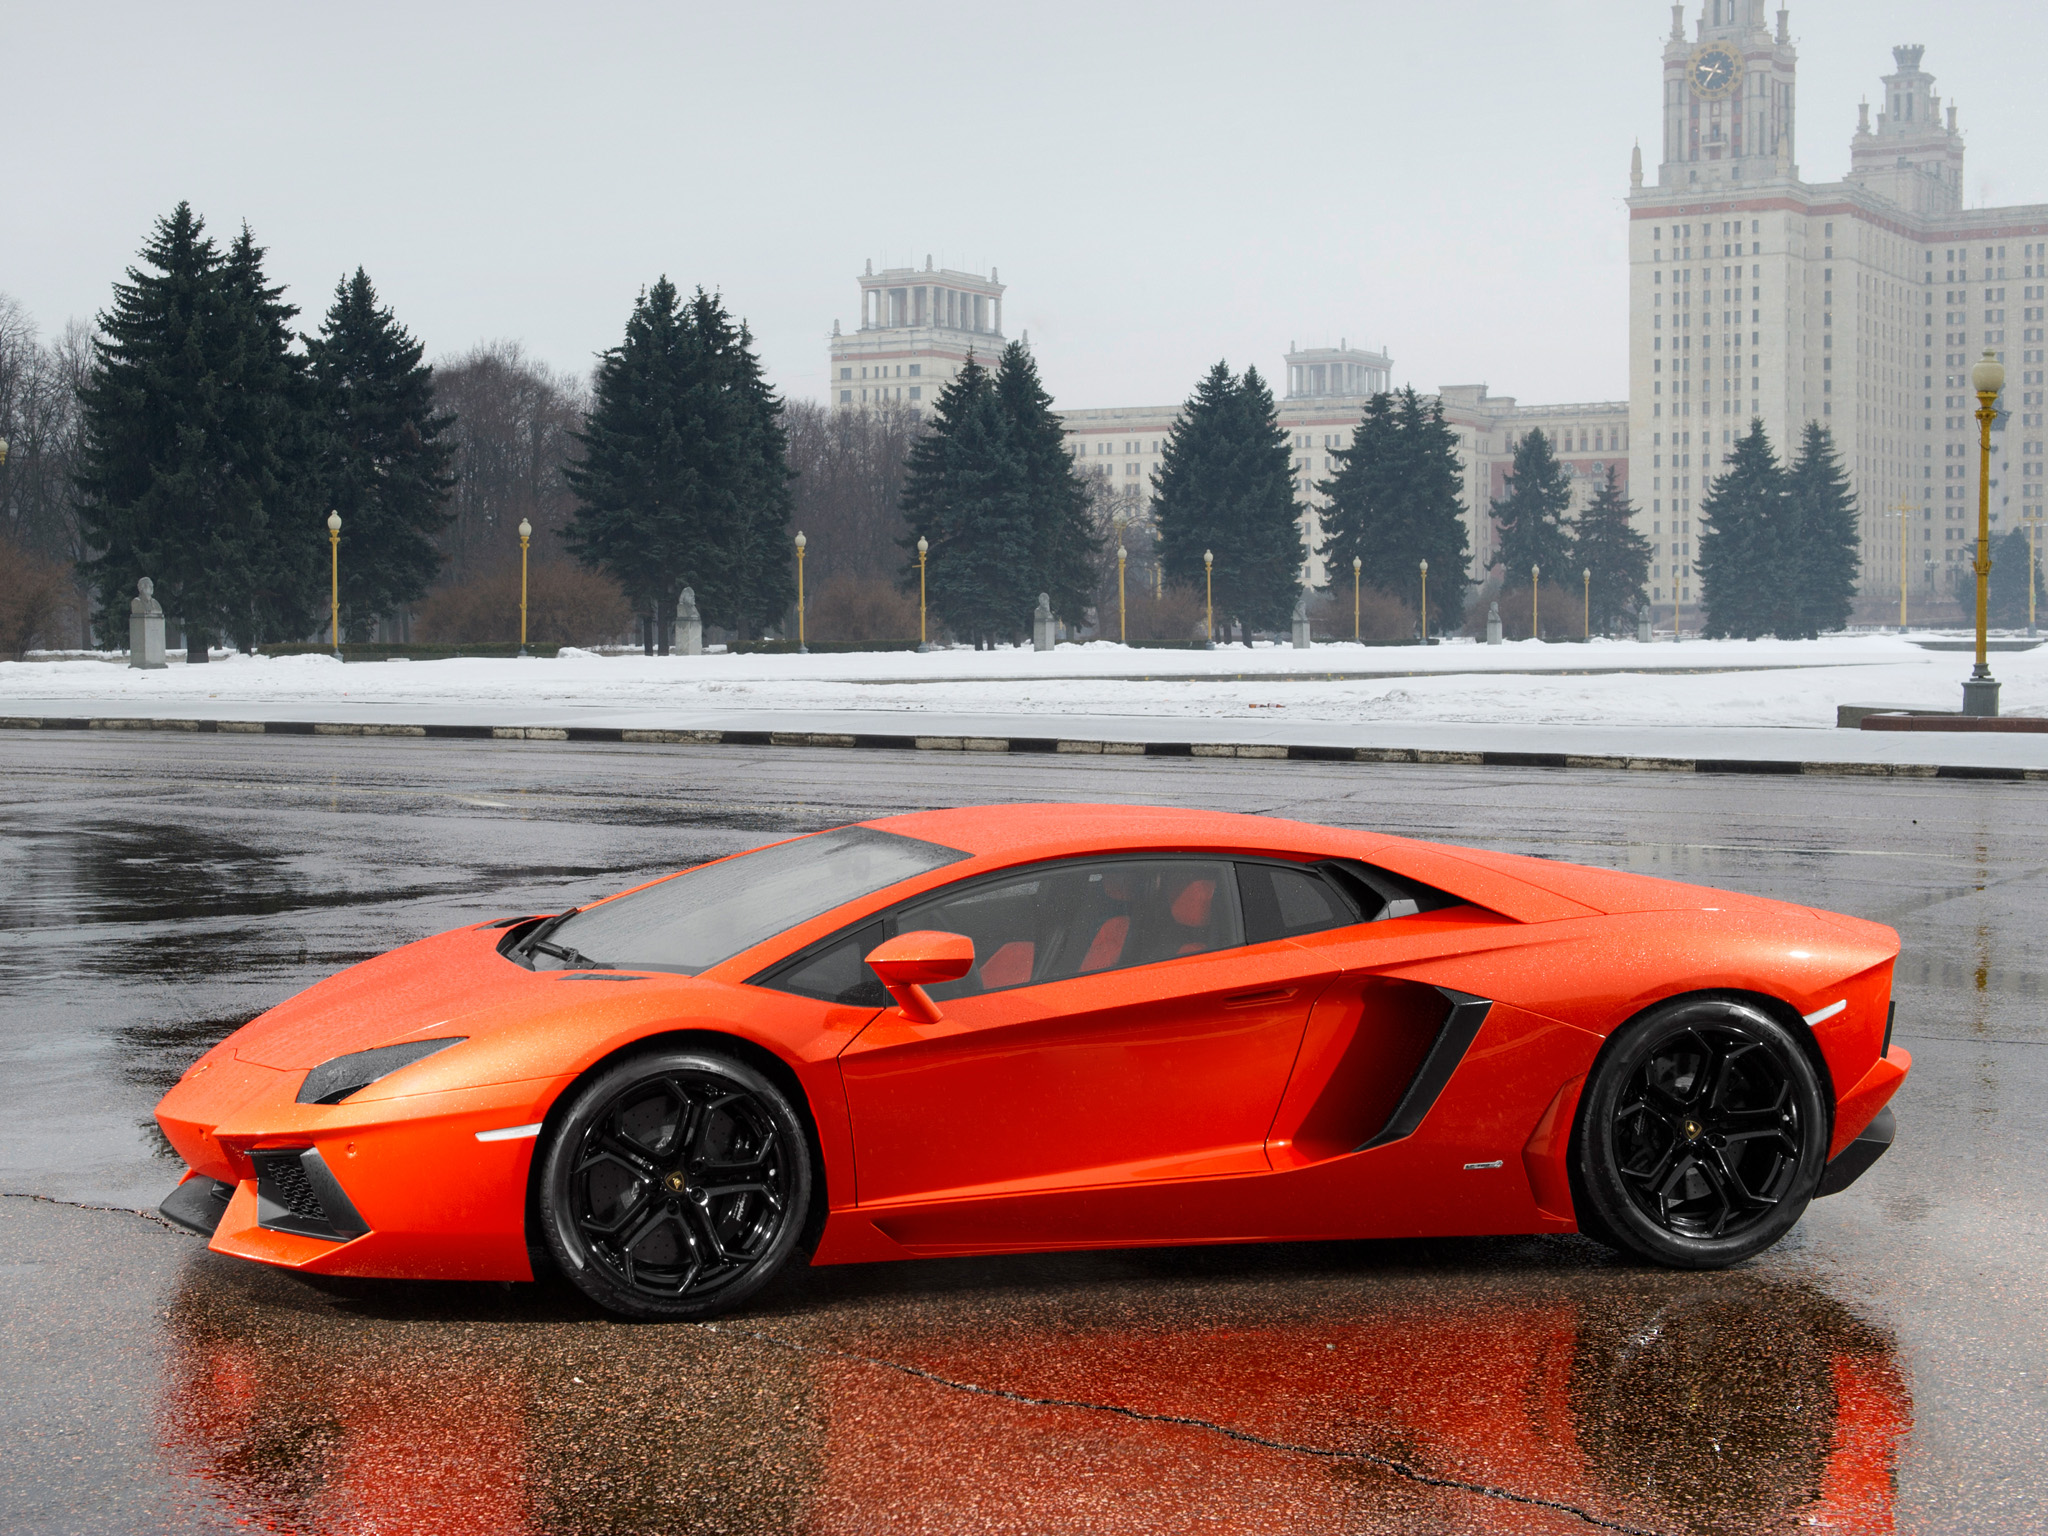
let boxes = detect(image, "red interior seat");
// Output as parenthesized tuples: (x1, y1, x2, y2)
(1079, 916, 1128, 973)
(979, 941, 1034, 990)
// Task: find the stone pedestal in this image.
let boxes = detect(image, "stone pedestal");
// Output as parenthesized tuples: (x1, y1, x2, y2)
(676, 587, 703, 656)
(1486, 602, 1502, 645)
(1962, 676, 2001, 716)
(1032, 593, 1056, 652)
(1638, 610, 1653, 643)
(128, 578, 166, 669)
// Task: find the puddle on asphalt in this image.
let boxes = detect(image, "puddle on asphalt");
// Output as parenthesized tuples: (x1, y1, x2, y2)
(154, 1244, 1907, 1536)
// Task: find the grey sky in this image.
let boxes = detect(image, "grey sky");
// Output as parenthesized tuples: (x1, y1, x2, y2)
(4, 3, 2042, 414)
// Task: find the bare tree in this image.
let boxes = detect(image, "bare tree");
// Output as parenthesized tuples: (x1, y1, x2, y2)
(0, 297, 94, 641)
(431, 341, 587, 582)
(784, 399, 926, 585)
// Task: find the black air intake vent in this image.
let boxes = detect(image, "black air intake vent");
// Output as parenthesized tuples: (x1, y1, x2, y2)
(251, 1149, 369, 1242)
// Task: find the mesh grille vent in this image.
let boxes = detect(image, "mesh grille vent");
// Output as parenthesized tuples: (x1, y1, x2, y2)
(254, 1152, 325, 1221)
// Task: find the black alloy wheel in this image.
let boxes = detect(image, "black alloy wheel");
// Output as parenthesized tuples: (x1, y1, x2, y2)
(1574, 998, 1828, 1269)
(537, 1050, 812, 1320)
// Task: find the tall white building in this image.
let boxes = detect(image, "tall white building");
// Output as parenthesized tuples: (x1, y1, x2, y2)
(1628, 2, 2048, 615)
(828, 258, 1005, 412)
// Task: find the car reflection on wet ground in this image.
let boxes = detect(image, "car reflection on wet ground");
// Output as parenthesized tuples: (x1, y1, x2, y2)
(2, 733, 2042, 1534)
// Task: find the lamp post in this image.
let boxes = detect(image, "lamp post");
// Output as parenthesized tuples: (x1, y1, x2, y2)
(793, 531, 808, 653)
(1203, 549, 1214, 647)
(916, 536, 929, 650)
(2030, 519, 2038, 638)
(326, 510, 341, 657)
(1117, 544, 1128, 644)
(1531, 564, 1540, 641)
(1418, 559, 1429, 644)
(1582, 566, 1591, 641)
(1352, 555, 1361, 641)
(1887, 498, 1913, 630)
(1965, 349, 2005, 715)
(517, 518, 532, 656)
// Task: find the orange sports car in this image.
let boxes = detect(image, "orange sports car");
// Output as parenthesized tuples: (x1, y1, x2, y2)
(155, 805, 1909, 1320)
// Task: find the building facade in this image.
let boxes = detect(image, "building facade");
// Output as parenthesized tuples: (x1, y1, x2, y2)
(828, 259, 1006, 411)
(1628, 2, 2048, 616)
(1058, 347, 1629, 591)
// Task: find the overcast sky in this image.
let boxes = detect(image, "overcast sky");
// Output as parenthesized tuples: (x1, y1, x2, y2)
(4, 3, 2043, 414)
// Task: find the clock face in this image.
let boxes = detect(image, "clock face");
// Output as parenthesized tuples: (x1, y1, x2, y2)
(1688, 42, 1743, 100)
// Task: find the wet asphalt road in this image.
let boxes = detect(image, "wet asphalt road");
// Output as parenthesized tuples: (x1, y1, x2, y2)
(1, 731, 2044, 1535)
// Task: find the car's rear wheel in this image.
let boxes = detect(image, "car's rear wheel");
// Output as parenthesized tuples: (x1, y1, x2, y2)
(536, 1049, 811, 1320)
(1575, 998, 1827, 1269)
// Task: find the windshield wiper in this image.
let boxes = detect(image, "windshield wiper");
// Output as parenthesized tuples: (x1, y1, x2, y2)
(528, 938, 603, 970)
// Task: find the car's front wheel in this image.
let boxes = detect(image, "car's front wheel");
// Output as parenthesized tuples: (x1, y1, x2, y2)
(536, 1049, 812, 1320)
(1574, 998, 1828, 1268)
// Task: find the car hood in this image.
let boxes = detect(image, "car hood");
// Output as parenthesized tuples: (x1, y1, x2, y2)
(229, 922, 573, 1070)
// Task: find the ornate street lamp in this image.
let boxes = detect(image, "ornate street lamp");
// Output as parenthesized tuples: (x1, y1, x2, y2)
(1418, 558, 1429, 644)
(1965, 349, 2005, 715)
(1117, 544, 1128, 644)
(1531, 563, 1541, 641)
(517, 518, 532, 656)
(1352, 555, 1361, 642)
(1582, 566, 1591, 641)
(794, 531, 808, 654)
(326, 510, 342, 657)
(1203, 548, 1214, 647)
(916, 536, 929, 651)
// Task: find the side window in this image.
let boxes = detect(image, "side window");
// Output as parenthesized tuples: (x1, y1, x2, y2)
(1237, 862, 1362, 945)
(765, 922, 887, 1007)
(893, 858, 1245, 1000)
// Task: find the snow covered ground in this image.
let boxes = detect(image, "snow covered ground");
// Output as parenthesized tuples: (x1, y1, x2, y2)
(3, 633, 2042, 731)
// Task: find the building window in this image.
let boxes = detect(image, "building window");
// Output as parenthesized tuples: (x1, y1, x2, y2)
(839, 368, 851, 380)
(908, 364, 921, 377)
(840, 390, 851, 404)
(909, 387, 921, 401)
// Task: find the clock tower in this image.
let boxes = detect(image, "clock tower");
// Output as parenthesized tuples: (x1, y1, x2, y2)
(1657, 0, 1798, 188)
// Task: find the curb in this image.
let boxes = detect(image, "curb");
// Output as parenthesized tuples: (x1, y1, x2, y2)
(2, 713, 2039, 781)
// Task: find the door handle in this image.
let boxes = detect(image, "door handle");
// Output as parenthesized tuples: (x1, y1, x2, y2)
(1222, 987, 1297, 1008)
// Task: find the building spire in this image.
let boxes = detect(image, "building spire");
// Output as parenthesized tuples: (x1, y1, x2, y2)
(1631, 141, 1644, 187)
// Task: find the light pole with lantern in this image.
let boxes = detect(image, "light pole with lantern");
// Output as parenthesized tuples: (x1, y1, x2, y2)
(1203, 549, 1214, 647)
(1582, 566, 1591, 641)
(1116, 543, 1128, 644)
(793, 532, 808, 653)
(1531, 564, 1540, 641)
(1418, 559, 1428, 644)
(1352, 555, 1361, 641)
(1965, 349, 2005, 715)
(517, 518, 532, 656)
(916, 536, 929, 651)
(326, 511, 342, 657)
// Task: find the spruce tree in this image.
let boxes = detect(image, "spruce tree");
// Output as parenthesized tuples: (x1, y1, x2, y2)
(994, 340, 1099, 626)
(306, 268, 454, 639)
(1964, 527, 2042, 626)
(1491, 428, 1576, 585)
(564, 279, 714, 652)
(899, 355, 1035, 645)
(76, 207, 318, 658)
(1318, 386, 1470, 632)
(1697, 420, 1790, 638)
(1784, 420, 1860, 636)
(1573, 467, 1652, 633)
(685, 289, 794, 639)
(1153, 362, 1305, 642)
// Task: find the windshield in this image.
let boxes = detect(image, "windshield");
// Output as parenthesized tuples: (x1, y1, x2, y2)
(529, 826, 968, 974)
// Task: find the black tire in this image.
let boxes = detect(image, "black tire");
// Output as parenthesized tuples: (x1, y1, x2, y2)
(537, 1049, 812, 1320)
(1574, 998, 1827, 1269)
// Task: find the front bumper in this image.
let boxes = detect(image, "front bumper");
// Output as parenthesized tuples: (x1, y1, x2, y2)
(155, 1049, 572, 1282)
(1816, 1105, 1895, 1197)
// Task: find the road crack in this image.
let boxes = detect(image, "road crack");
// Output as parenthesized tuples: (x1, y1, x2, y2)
(1, 1189, 182, 1231)
(709, 1322, 1665, 1535)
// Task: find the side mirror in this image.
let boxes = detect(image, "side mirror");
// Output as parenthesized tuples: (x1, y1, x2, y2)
(866, 930, 974, 1024)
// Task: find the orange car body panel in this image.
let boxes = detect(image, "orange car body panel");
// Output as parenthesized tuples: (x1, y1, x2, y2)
(152, 804, 1908, 1285)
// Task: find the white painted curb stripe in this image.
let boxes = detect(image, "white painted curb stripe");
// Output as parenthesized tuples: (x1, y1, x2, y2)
(475, 1122, 543, 1143)
(1802, 999, 1848, 1025)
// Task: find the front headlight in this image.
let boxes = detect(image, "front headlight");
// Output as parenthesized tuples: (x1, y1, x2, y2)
(296, 1038, 467, 1106)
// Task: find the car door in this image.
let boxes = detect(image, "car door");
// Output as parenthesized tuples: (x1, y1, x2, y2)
(837, 856, 1332, 1212)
